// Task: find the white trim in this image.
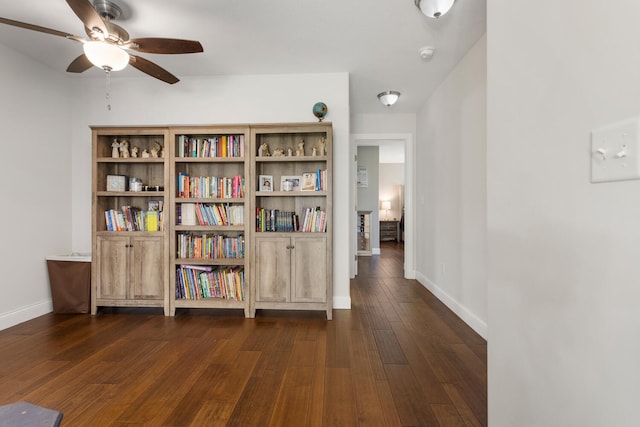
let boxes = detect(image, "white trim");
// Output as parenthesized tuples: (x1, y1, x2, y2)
(372, 248, 381, 255)
(333, 296, 351, 309)
(0, 300, 53, 331)
(415, 272, 487, 339)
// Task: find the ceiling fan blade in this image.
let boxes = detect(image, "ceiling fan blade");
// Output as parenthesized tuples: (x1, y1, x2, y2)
(0, 17, 82, 41)
(67, 54, 93, 73)
(129, 55, 179, 84)
(66, 0, 108, 37)
(126, 38, 203, 54)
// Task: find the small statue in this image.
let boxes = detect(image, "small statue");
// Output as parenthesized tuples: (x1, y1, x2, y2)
(150, 142, 161, 158)
(258, 142, 270, 157)
(119, 140, 130, 158)
(141, 148, 150, 158)
(130, 146, 139, 158)
(312, 147, 318, 156)
(315, 137, 327, 156)
(287, 147, 293, 157)
(111, 139, 120, 158)
(295, 139, 305, 156)
(272, 147, 285, 157)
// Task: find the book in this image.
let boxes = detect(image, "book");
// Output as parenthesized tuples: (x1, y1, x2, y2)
(181, 203, 196, 225)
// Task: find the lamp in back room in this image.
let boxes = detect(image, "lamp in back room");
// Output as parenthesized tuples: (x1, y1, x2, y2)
(381, 200, 391, 220)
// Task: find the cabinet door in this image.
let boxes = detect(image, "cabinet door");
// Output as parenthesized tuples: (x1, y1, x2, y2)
(130, 236, 164, 300)
(96, 235, 129, 300)
(291, 236, 326, 303)
(255, 237, 291, 302)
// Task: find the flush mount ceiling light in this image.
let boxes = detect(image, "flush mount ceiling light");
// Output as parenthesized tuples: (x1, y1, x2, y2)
(414, 0, 456, 19)
(378, 91, 401, 107)
(83, 41, 130, 71)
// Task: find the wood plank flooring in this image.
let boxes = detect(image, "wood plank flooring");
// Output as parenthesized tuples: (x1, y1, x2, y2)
(0, 242, 487, 426)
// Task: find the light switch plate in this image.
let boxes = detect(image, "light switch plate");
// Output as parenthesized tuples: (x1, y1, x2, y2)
(591, 117, 640, 183)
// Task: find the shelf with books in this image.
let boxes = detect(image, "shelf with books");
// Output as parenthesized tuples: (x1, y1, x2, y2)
(249, 123, 333, 319)
(91, 127, 171, 315)
(169, 126, 251, 316)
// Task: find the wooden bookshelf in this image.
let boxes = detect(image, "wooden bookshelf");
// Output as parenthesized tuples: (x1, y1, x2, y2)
(249, 123, 333, 319)
(168, 126, 251, 316)
(91, 126, 170, 315)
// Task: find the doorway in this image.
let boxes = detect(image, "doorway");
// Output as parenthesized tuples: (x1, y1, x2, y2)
(350, 133, 415, 280)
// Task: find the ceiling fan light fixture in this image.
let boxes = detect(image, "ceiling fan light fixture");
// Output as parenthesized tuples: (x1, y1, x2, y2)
(378, 91, 400, 107)
(83, 41, 129, 71)
(414, 0, 456, 19)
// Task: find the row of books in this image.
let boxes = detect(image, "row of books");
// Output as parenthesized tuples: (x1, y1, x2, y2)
(177, 173, 244, 199)
(300, 169, 328, 192)
(256, 208, 298, 232)
(176, 233, 245, 259)
(255, 207, 326, 233)
(175, 265, 245, 301)
(178, 203, 244, 226)
(177, 135, 245, 158)
(105, 206, 163, 232)
(300, 207, 327, 232)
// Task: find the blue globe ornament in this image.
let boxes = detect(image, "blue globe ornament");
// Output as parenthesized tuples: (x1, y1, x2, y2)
(312, 102, 328, 122)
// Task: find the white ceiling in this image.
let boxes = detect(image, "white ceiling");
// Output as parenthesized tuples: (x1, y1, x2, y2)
(0, 0, 486, 115)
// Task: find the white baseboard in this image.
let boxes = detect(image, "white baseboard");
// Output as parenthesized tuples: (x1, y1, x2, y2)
(0, 300, 53, 331)
(333, 296, 351, 309)
(372, 248, 381, 255)
(415, 272, 487, 340)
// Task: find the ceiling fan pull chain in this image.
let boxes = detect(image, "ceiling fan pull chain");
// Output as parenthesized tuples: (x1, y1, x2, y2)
(105, 68, 111, 111)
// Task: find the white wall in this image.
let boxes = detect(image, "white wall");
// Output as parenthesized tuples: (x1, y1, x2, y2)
(69, 72, 352, 309)
(0, 44, 72, 329)
(488, 1, 640, 425)
(415, 35, 487, 338)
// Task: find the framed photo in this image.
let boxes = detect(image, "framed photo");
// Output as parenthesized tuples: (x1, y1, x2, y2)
(300, 172, 317, 191)
(259, 175, 273, 192)
(280, 175, 301, 191)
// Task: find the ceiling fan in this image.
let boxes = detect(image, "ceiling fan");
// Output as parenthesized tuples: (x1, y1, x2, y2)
(0, 0, 203, 84)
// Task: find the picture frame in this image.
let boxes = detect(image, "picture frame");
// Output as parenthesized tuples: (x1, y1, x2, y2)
(280, 175, 301, 191)
(259, 175, 273, 192)
(300, 172, 317, 191)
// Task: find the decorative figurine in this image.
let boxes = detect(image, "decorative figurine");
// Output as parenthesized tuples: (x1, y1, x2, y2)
(295, 139, 305, 156)
(258, 142, 271, 157)
(111, 139, 120, 158)
(130, 146, 139, 158)
(315, 137, 327, 156)
(141, 148, 150, 158)
(287, 147, 293, 157)
(272, 147, 285, 157)
(151, 142, 161, 158)
(119, 140, 130, 158)
(312, 147, 318, 156)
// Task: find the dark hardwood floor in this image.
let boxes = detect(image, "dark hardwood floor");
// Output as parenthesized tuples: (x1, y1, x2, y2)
(0, 242, 486, 426)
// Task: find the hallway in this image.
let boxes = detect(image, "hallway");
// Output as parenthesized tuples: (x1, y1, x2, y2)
(351, 241, 487, 425)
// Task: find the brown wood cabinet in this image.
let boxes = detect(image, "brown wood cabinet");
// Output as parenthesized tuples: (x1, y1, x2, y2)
(380, 220, 399, 242)
(94, 235, 164, 305)
(255, 235, 327, 305)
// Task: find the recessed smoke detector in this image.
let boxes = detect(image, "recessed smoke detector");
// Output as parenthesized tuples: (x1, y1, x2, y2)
(419, 46, 435, 60)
